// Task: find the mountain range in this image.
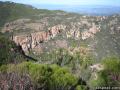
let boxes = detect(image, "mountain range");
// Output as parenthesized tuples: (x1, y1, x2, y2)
(34, 4, 120, 15)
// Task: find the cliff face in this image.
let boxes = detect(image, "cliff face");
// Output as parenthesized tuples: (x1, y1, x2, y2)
(12, 24, 66, 54)
(3, 18, 100, 55)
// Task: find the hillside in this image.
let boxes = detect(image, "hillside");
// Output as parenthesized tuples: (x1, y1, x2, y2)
(0, 1, 65, 27)
(0, 1, 120, 90)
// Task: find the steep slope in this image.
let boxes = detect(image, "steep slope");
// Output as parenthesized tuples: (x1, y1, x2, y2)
(0, 32, 37, 65)
(0, 1, 65, 27)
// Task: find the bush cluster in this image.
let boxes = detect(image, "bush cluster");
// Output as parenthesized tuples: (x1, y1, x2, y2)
(0, 62, 78, 90)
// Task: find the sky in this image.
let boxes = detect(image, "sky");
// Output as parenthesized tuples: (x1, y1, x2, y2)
(0, 0, 120, 6)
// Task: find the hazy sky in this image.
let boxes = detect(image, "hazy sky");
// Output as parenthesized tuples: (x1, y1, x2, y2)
(0, 0, 120, 6)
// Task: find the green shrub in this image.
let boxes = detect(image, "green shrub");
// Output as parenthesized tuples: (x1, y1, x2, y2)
(0, 33, 15, 65)
(0, 65, 8, 73)
(75, 85, 87, 90)
(100, 57, 120, 86)
(0, 62, 78, 90)
(76, 85, 83, 90)
(49, 66, 77, 90)
(0, 33, 26, 65)
(89, 57, 120, 89)
(89, 76, 106, 88)
(28, 63, 52, 89)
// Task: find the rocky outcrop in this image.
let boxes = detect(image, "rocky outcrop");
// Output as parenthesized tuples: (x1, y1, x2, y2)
(66, 22, 100, 40)
(1, 16, 102, 56)
(81, 23, 100, 40)
(13, 24, 66, 54)
(48, 25, 66, 38)
(90, 64, 104, 80)
(66, 29, 81, 40)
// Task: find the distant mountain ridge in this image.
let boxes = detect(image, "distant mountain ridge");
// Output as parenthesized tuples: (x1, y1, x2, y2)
(34, 4, 120, 16)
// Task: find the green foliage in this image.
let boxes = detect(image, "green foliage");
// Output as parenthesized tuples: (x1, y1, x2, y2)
(102, 57, 120, 72)
(89, 57, 120, 89)
(89, 76, 106, 88)
(76, 85, 83, 90)
(0, 32, 26, 65)
(0, 1, 37, 26)
(0, 65, 8, 73)
(28, 63, 52, 89)
(75, 85, 87, 90)
(0, 62, 78, 90)
(100, 57, 120, 86)
(75, 53, 93, 69)
(0, 1, 65, 27)
(49, 65, 77, 90)
(39, 48, 93, 69)
(39, 48, 74, 66)
(0, 33, 15, 65)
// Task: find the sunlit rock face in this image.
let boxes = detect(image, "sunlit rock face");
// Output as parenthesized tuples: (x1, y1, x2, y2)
(81, 23, 100, 40)
(90, 64, 104, 80)
(12, 24, 66, 54)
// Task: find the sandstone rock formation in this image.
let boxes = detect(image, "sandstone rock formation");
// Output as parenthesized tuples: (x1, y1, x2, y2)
(12, 24, 66, 54)
(81, 23, 100, 40)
